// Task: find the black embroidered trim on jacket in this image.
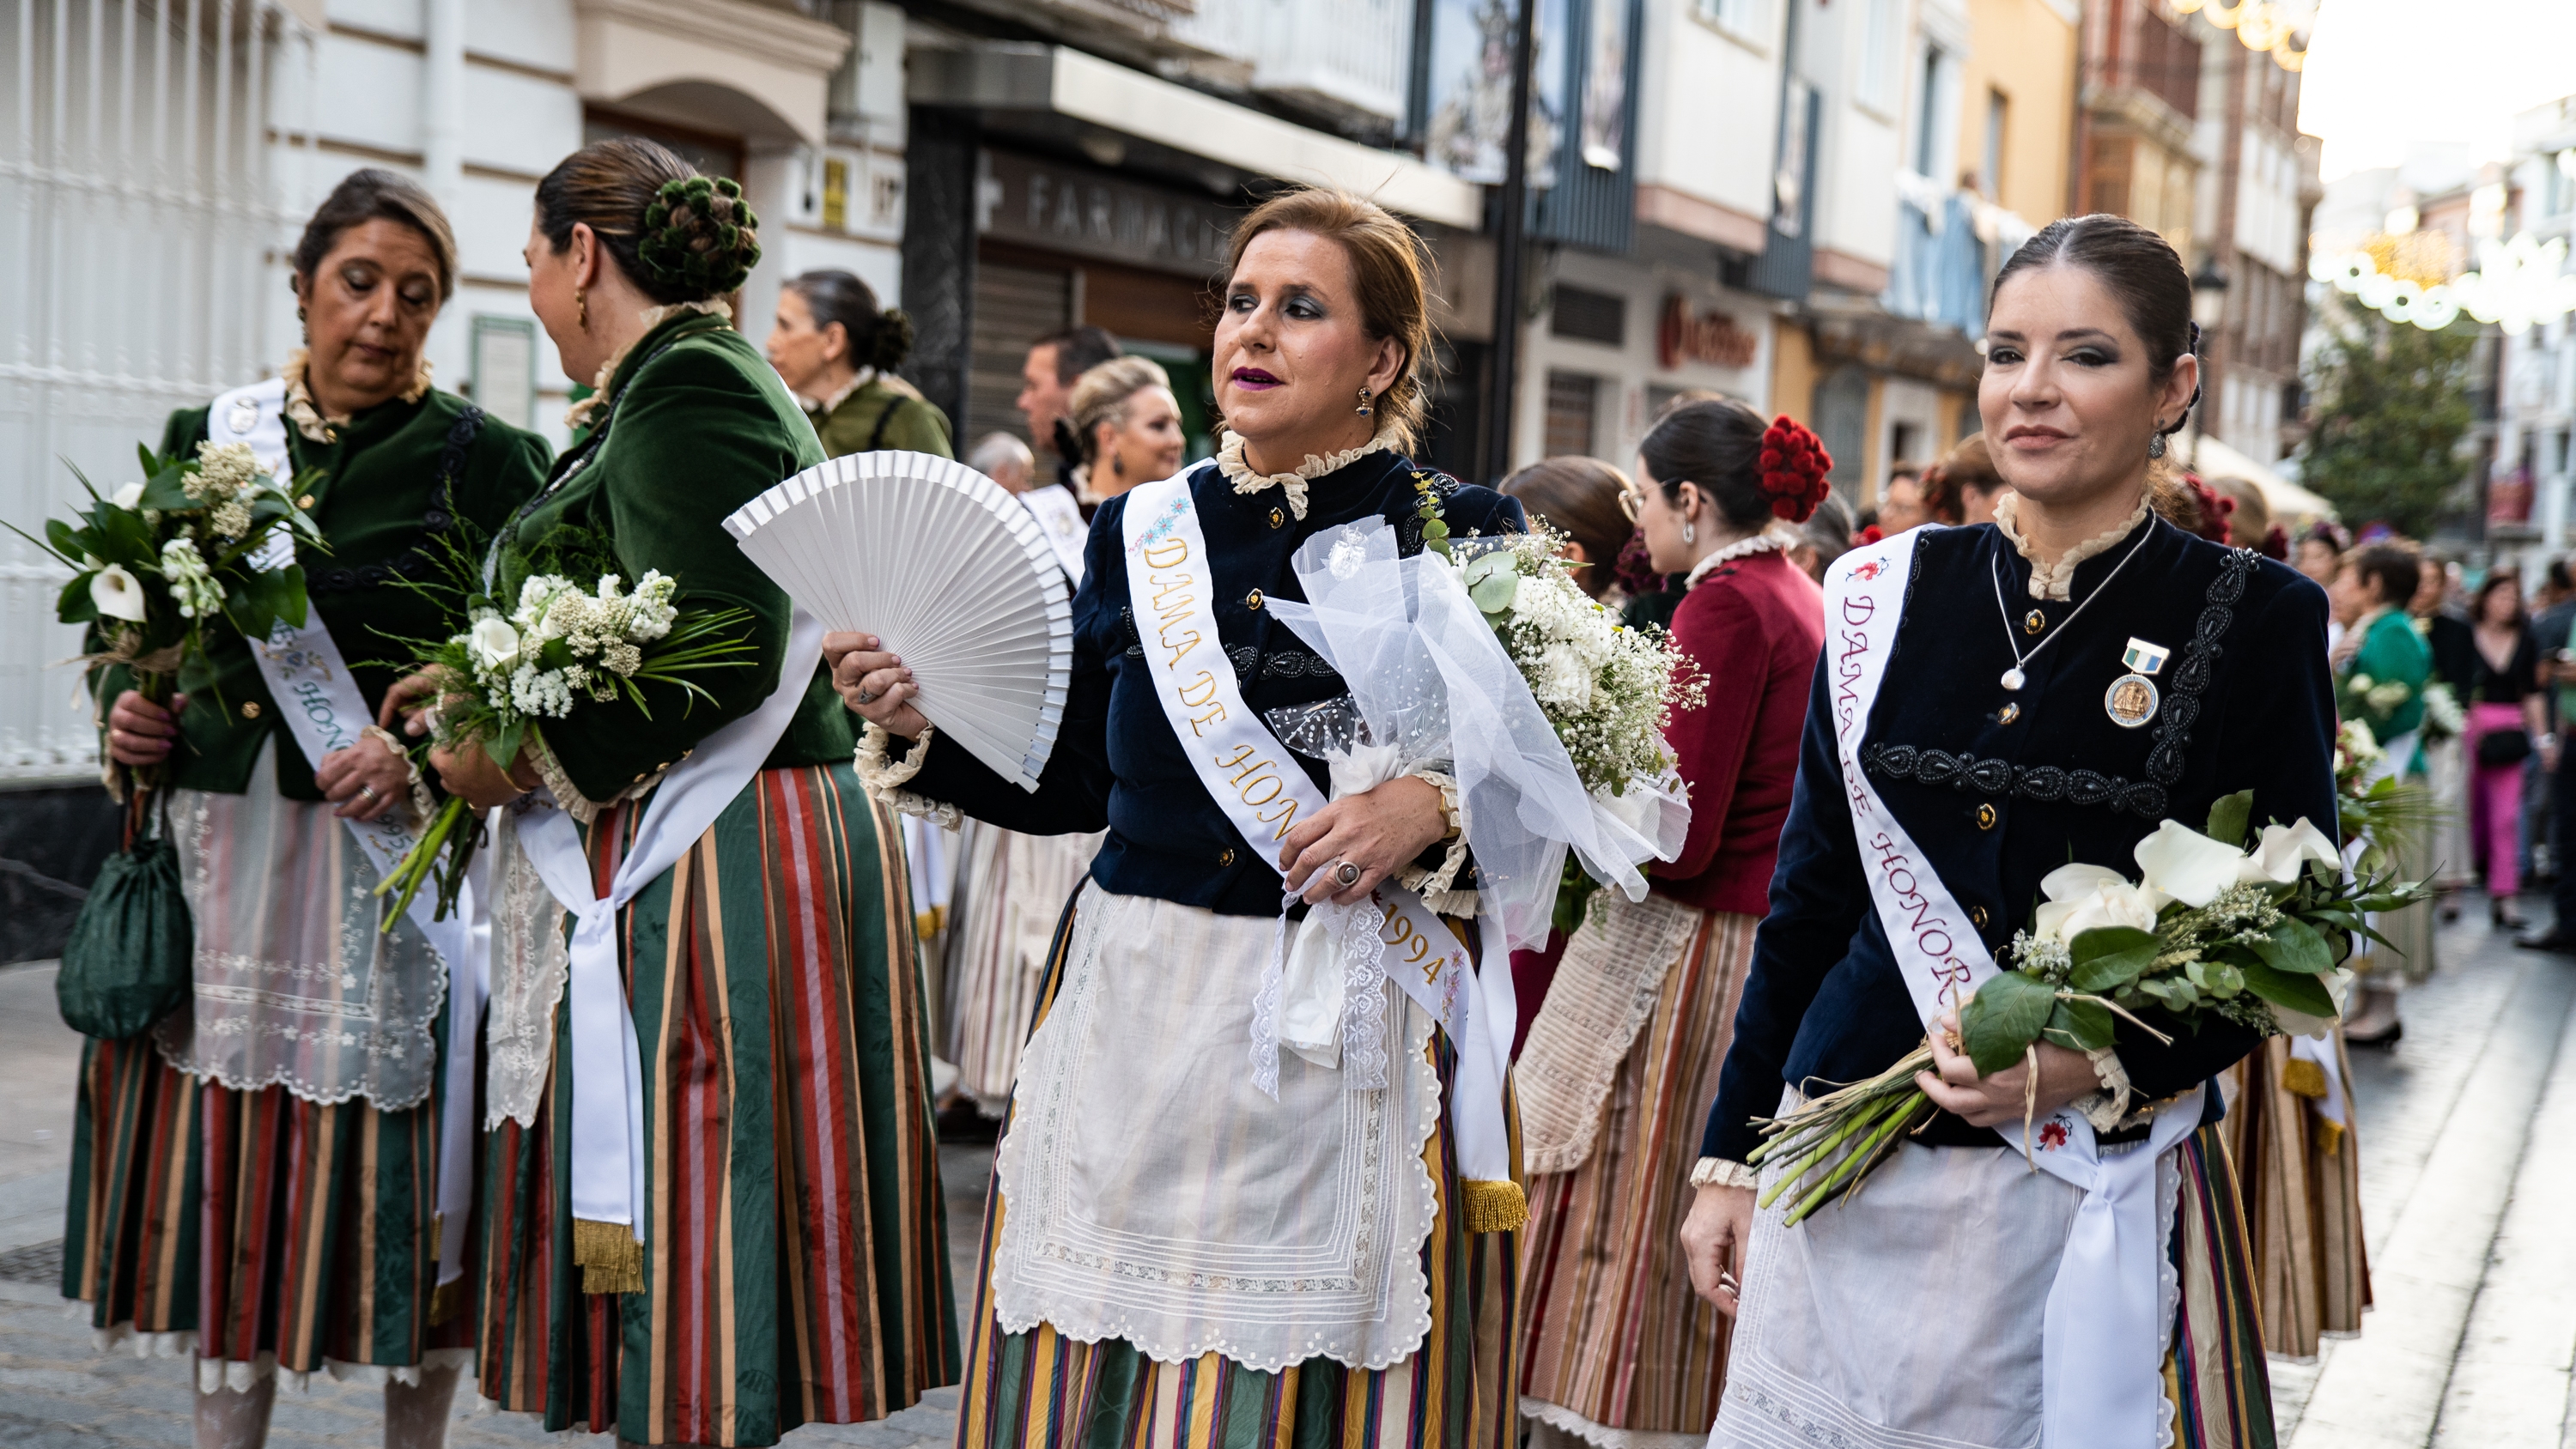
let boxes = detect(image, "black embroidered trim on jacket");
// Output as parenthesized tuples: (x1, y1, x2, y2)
(1228, 644, 1340, 686)
(2142, 546, 2254, 786)
(1863, 743, 2168, 818)
(308, 405, 484, 594)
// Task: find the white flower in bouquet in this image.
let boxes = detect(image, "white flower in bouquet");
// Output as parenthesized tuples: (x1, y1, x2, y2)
(158, 538, 224, 620)
(509, 661, 576, 718)
(110, 482, 146, 510)
(467, 614, 521, 673)
(187, 440, 258, 502)
(2031, 862, 2164, 942)
(91, 563, 148, 621)
(2421, 681, 2466, 739)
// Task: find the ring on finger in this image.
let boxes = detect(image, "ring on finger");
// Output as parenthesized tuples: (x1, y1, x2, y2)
(1334, 860, 1363, 887)
(855, 686, 878, 706)
(357, 783, 379, 803)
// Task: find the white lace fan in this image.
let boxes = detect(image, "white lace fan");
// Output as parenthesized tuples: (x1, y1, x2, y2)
(722, 450, 1074, 791)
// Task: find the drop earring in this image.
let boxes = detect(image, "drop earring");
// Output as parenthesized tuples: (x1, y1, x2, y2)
(2147, 430, 2167, 460)
(574, 287, 589, 330)
(1682, 519, 1697, 545)
(1112, 452, 1127, 478)
(1356, 387, 1372, 417)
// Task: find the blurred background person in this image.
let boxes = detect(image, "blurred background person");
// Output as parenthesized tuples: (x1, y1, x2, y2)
(2298, 519, 2351, 594)
(1066, 355, 1185, 502)
(1788, 491, 1856, 584)
(1501, 455, 1638, 604)
(2464, 568, 2549, 931)
(970, 429, 1036, 494)
(2211, 476, 2287, 561)
(2417, 555, 2479, 920)
(2330, 545, 2435, 1040)
(1921, 434, 2006, 527)
(769, 269, 953, 458)
(1016, 324, 1122, 491)
(1874, 461, 1938, 532)
(1516, 402, 1828, 1449)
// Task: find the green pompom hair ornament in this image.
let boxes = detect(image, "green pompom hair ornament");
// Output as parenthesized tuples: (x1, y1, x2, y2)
(636, 175, 762, 297)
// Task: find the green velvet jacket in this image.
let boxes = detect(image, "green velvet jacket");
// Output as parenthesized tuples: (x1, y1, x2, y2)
(501, 309, 846, 804)
(94, 386, 550, 800)
(807, 377, 953, 460)
(2346, 606, 2431, 740)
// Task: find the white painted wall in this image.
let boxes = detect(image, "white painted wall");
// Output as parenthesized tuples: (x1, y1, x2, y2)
(1511, 248, 1777, 472)
(1633, 0, 1784, 224)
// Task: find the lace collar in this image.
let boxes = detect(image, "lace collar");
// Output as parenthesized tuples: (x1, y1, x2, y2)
(1213, 427, 1399, 521)
(281, 347, 433, 444)
(1993, 492, 2153, 602)
(1681, 530, 1793, 588)
(807, 367, 878, 418)
(564, 300, 732, 431)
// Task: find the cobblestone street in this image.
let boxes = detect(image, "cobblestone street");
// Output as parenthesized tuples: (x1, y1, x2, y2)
(3, 906, 2575, 1446)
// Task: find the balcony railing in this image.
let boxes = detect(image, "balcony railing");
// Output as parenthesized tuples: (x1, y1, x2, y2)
(1885, 184, 1989, 336)
(1171, 0, 1415, 126)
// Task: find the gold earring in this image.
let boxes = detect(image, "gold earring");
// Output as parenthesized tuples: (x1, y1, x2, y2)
(1356, 387, 1373, 417)
(575, 287, 588, 330)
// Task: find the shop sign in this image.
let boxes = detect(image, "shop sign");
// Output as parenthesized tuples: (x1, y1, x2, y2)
(980, 150, 1234, 278)
(1656, 294, 1759, 371)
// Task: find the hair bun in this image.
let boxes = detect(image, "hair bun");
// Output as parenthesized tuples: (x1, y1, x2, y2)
(869, 307, 916, 371)
(1756, 415, 1833, 524)
(636, 176, 761, 299)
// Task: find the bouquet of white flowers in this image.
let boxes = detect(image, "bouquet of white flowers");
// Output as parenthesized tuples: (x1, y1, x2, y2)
(1743, 791, 2426, 1225)
(9, 441, 325, 797)
(372, 526, 757, 925)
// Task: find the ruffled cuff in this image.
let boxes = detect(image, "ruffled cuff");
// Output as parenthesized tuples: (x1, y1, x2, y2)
(1403, 767, 1470, 894)
(522, 731, 668, 826)
(361, 724, 438, 826)
(1690, 1156, 1759, 1190)
(2075, 1046, 2155, 1133)
(855, 724, 960, 828)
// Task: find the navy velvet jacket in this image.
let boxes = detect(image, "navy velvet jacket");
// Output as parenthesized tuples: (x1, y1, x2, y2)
(1701, 515, 2339, 1162)
(903, 450, 1527, 917)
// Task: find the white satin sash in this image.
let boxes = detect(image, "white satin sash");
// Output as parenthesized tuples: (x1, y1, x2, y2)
(1821, 530, 2201, 1449)
(509, 611, 823, 1245)
(210, 377, 490, 1294)
(1118, 473, 1515, 1191)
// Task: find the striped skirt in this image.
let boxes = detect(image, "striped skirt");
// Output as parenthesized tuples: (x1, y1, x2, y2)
(473, 761, 958, 1446)
(2218, 1034, 2370, 1361)
(957, 896, 1522, 1449)
(1517, 907, 1753, 1446)
(63, 1032, 468, 1387)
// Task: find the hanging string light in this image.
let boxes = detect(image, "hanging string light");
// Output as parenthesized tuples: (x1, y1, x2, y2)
(2311, 231, 2576, 334)
(2172, 0, 2311, 73)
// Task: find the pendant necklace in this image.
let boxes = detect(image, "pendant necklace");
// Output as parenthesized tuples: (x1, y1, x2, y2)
(1990, 524, 2153, 692)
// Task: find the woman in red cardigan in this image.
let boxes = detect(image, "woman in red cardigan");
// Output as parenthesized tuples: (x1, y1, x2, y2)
(1514, 398, 1828, 1449)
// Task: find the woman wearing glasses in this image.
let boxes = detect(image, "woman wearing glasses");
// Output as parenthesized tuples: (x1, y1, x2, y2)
(1514, 402, 1831, 1449)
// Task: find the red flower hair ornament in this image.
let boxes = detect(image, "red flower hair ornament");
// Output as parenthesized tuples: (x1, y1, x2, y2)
(1757, 415, 1834, 524)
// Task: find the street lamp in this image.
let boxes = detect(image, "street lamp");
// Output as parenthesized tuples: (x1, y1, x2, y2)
(2188, 258, 2229, 462)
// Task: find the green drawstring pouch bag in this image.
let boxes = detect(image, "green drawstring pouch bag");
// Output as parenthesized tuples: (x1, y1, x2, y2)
(57, 802, 192, 1040)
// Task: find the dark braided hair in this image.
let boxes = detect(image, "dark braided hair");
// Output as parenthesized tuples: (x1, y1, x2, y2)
(785, 270, 914, 371)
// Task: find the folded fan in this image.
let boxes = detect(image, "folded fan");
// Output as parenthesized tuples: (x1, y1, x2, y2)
(722, 450, 1073, 791)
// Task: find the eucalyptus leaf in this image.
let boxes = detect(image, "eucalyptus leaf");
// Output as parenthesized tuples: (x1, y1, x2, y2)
(1961, 971, 2057, 1076)
(1469, 569, 1519, 614)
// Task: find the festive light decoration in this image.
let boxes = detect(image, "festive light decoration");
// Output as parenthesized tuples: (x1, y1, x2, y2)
(2172, 0, 2310, 72)
(2311, 232, 2576, 335)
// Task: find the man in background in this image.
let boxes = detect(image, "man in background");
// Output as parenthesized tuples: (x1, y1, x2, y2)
(2523, 557, 2576, 949)
(1017, 324, 1123, 491)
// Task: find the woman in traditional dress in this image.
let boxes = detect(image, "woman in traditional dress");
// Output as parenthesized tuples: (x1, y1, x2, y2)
(1513, 401, 1826, 1449)
(1680, 214, 2336, 1448)
(1065, 356, 1187, 502)
(829, 185, 1528, 1449)
(768, 269, 955, 458)
(71, 168, 551, 1448)
(416, 137, 956, 1446)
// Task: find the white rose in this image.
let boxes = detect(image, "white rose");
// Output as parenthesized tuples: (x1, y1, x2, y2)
(90, 564, 148, 621)
(2133, 818, 2249, 908)
(110, 482, 146, 510)
(468, 615, 522, 671)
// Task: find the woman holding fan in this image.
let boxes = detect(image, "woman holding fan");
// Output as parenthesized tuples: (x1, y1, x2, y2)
(69, 168, 550, 1449)
(410, 138, 955, 1446)
(830, 185, 1530, 1449)
(1679, 215, 2336, 1448)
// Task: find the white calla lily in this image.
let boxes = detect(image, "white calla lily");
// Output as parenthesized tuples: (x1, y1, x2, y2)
(109, 482, 147, 510)
(2044, 877, 2164, 941)
(468, 615, 522, 671)
(2133, 818, 2247, 908)
(2237, 817, 2342, 885)
(90, 564, 148, 621)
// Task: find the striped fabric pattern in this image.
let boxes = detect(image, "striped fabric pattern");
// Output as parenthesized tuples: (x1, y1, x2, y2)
(956, 895, 1523, 1449)
(64, 1034, 465, 1374)
(2166, 1125, 2279, 1449)
(2218, 1034, 2370, 1361)
(475, 761, 958, 1447)
(1517, 908, 1754, 1443)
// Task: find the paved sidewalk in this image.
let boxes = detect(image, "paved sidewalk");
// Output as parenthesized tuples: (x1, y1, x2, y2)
(4, 909, 2576, 1444)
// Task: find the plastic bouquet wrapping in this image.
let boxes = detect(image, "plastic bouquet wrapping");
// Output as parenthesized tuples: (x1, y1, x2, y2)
(1745, 791, 2427, 1225)
(10, 441, 324, 797)
(373, 525, 756, 925)
(1266, 518, 1696, 960)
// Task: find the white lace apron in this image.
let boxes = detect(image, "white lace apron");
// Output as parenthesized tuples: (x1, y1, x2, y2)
(156, 742, 447, 1110)
(483, 802, 572, 1128)
(989, 882, 1443, 1371)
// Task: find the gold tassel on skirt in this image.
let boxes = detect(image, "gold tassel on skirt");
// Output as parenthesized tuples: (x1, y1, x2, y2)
(1461, 1179, 1528, 1234)
(572, 1216, 645, 1295)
